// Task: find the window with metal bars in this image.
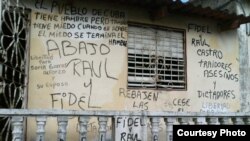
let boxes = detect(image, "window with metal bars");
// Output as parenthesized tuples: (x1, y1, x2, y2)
(0, 1, 30, 140)
(127, 25, 186, 90)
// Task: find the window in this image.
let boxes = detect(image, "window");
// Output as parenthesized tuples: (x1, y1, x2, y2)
(127, 25, 186, 90)
(0, 2, 30, 140)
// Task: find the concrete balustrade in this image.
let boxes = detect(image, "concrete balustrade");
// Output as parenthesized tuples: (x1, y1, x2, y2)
(1, 109, 249, 141)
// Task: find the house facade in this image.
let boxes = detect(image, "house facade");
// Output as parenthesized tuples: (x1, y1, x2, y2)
(0, 0, 250, 140)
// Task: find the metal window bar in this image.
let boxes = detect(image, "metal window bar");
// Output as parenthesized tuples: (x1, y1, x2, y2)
(128, 26, 186, 89)
(0, 0, 30, 140)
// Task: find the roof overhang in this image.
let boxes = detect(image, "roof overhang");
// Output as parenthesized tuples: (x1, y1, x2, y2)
(103, 0, 250, 31)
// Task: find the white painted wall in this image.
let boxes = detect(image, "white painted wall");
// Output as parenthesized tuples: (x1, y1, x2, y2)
(27, 0, 240, 113)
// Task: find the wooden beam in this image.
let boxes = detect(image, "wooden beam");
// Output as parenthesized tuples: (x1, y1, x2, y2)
(219, 19, 240, 32)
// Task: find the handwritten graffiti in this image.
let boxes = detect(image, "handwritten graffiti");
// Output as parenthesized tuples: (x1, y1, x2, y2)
(203, 70, 239, 82)
(116, 117, 147, 128)
(196, 48, 223, 59)
(31, 2, 127, 113)
(34, 12, 59, 21)
(116, 117, 146, 141)
(35, 0, 88, 15)
(36, 82, 68, 89)
(91, 9, 126, 19)
(66, 58, 117, 80)
(188, 22, 239, 112)
(163, 98, 190, 112)
(201, 102, 230, 112)
(187, 23, 211, 33)
(33, 22, 52, 30)
(172, 98, 190, 107)
(119, 88, 159, 101)
(35, 0, 126, 18)
(119, 88, 160, 110)
(43, 69, 66, 75)
(198, 59, 239, 82)
(197, 90, 235, 100)
(50, 92, 86, 110)
(109, 39, 127, 46)
(132, 101, 149, 110)
(198, 59, 232, 72)
(46, 40, 111, 58)
(28, 1, 128, 141)
(191, 34, 210, 47)
(84, 79, 101, 109)
(30, 65, 46, 70)
(33, 2, 127, 40)
(120, 133, 141, 141)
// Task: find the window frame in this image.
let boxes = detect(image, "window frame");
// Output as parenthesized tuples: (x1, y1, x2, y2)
(127, 23, 187, 91)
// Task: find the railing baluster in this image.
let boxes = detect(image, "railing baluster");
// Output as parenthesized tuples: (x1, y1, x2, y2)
(150, 117, 160, 141)
(98, 117, 108, 141)
(36, 116, 47, 141)
(243, 117, 250, 125)
(57, 116, 68, 141)
(232, 117, 244, 125)
(4, 110, 250, 140)
(219, 117, 231, 125)
(207, 117, 219, 125)
(79, 116, 89, 141)
(194, 117, 206, 125)
(188, 118, 195, 125)
(178, 117, 189, 125)
(11, 116, 24, 141)
(165, 117, 175, 141)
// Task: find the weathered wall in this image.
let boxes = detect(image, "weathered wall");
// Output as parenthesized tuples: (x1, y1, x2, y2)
(192, 0, 250, 114)
(236, 0, 250, 112)
(27, 0, 240, 113)
(22, 0, 242, 140)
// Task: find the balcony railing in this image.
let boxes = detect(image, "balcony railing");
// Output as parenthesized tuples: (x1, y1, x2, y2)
(0, 109, 250, 141)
